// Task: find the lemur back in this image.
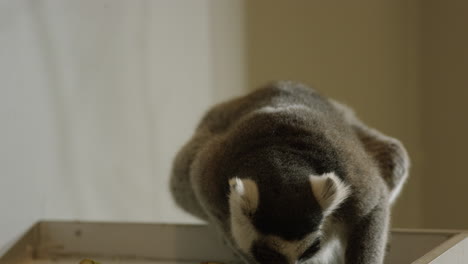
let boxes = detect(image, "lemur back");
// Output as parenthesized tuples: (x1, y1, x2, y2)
(170, 81, 409, 264)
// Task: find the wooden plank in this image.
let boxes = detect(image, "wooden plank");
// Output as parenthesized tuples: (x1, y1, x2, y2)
(392, 228, 465, 235)
(37, 221, 237, 263)
(0, 224, 39, 264)
(17, 258, 194, 264)
(385, 231, 454, 264)
(2, 221, 468, 264)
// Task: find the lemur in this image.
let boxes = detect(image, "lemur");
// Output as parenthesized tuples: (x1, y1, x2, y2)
(170, 81, 409, 264)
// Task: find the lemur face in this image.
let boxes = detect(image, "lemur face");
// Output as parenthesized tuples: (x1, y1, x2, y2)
(228, 173, 349, 264)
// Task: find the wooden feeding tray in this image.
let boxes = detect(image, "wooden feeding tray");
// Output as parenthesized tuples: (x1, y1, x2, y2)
(1, 221, 467, 264)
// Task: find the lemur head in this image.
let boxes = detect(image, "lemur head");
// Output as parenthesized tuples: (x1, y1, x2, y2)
(228, 172, 349, 264)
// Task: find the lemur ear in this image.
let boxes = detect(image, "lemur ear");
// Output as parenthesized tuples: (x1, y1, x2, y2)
(330, 99, 410, 204)
(229, 178, 259, 214)
(310, 172, 350, 215)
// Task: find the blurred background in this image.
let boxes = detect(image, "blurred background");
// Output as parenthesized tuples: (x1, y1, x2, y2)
(1, 0, 467, 254)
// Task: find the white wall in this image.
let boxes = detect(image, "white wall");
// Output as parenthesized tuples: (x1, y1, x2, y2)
(0, 0, 56, 253)
(0, 0, 246, 253)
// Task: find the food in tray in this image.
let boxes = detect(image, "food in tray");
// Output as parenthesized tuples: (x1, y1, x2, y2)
(79, 259, 101, 264)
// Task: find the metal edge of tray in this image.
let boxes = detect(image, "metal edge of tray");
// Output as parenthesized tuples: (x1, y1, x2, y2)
(413, 232, 468, 264)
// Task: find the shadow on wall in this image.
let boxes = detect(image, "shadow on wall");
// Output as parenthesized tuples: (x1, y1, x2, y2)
(420, 0, 468, 229)
(243, 0, 424, 228)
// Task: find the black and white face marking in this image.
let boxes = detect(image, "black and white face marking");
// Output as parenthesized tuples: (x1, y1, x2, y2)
(250, 235, 322, 264)
(298, 239, 321, 262)
(228, 172, 349, 264)
(251, 240, 289, 264)
(249, 231, 347, 264)
(251, 239, 321, 264)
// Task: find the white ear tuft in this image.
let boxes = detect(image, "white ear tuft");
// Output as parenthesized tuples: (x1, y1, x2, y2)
(229, 178, 259, 253)
(229, 177, 245, 195)
(229, 177, 259, 214)
(310, 172, 350, 215)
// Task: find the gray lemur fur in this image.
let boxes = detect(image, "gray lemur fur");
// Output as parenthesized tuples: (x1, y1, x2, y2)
(170, 81, 409, 264)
